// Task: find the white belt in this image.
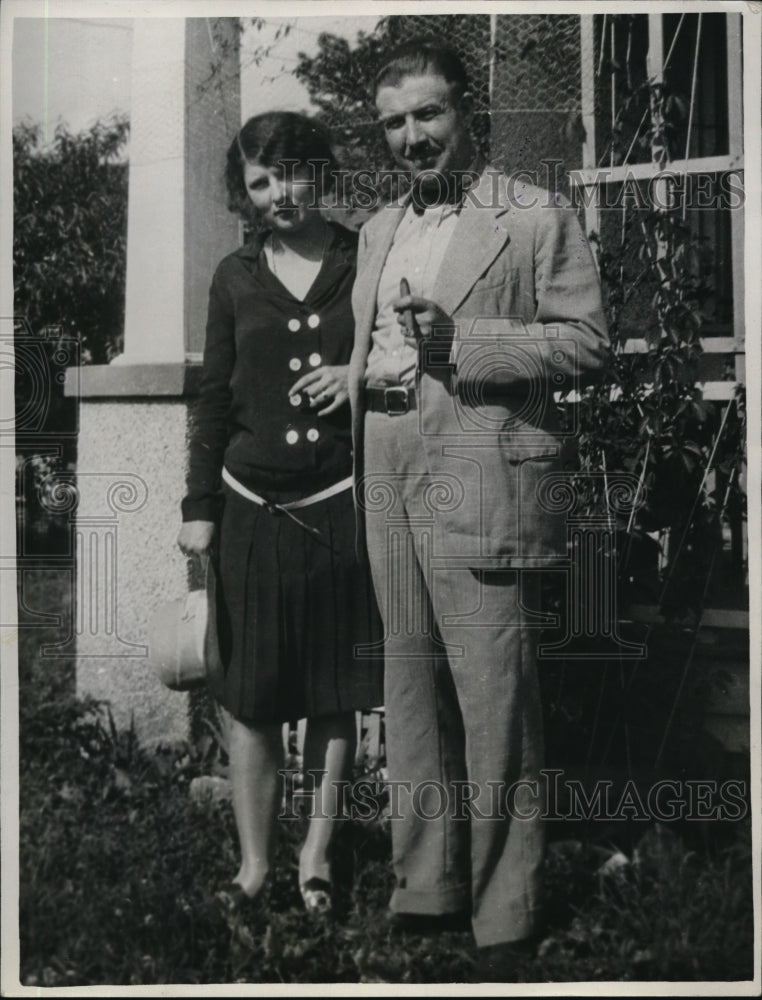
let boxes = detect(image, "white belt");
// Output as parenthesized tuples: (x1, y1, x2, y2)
(222, 467, 353, 510)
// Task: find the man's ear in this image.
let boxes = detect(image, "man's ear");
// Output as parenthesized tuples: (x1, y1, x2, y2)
(456, 89, 475, 126)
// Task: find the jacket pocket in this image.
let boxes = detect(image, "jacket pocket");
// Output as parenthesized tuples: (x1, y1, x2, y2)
(460, 269, 521, 319)
(497, 417, 563, 461)
(498, 438, 561, 461)
(473, 265, 520, 293)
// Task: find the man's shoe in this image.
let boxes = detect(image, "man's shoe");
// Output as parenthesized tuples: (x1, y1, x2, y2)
(476, 938, 536, 982)
(387, 910, 471, 936)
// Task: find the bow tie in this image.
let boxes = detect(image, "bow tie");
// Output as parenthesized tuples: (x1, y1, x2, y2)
(410, 173, 466, 216)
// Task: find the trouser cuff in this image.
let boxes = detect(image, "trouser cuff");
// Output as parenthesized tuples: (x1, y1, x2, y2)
(471, 905, 543, 948)
(389, 881, 470, 916)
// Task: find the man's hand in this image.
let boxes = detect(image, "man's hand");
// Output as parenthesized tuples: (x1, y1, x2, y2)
(288, 364, 349, 416)
(393, 294, 455, 346)
(177, 520, 216, 556)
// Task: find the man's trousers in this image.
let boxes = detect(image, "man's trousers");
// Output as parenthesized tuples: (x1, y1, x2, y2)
(362, 408, 545, 948)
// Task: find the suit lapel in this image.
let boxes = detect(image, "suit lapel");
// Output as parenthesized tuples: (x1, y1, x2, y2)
(355, 201, 407, 352)
(350, 201, 406, 479)
(432, 168, 512, 317)
(354, 168, 513, 375)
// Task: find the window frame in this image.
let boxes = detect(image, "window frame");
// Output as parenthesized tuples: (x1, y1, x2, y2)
(577, 12, 745, 400)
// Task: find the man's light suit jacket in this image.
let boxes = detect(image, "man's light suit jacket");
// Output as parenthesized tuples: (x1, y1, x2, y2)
(349, 167, 610, 568)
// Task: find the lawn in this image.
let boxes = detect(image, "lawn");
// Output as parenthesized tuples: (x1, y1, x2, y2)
(15, 569, 755, 987)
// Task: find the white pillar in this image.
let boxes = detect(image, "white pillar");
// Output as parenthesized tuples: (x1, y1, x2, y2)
(120, 18, 240, 364)
(67, 17, 240, 744)
(121, 20, 187, 363)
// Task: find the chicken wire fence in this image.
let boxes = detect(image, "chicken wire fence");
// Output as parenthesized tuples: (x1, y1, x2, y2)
(490, 13, 587, 184)
(337, 13, 591, 190)
(238, 14, 735, 193)
(237, 14, 596, 202)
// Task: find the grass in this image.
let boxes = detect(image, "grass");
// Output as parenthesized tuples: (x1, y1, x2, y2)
(16, 568, 756, 986)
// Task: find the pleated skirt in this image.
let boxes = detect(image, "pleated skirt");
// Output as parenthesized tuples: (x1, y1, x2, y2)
(213, 479, 384, 724)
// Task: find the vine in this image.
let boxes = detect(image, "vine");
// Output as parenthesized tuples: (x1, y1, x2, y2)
(575, 15, 746, 620)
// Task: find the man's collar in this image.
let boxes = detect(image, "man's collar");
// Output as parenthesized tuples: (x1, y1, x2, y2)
(405, 200, 459, 226)
(408, 155, 485, 215)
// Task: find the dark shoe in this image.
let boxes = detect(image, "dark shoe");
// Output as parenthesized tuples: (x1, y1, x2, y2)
(299, 876, 333, 919)
(215, 882, 262, 915)
(476, 938, 536, 982)
(387, 910, 471, 936)
(214, 881, 271, 950)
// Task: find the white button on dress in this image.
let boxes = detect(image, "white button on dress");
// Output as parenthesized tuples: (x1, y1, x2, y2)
(288, 318, 301, 333)
(307, 428, 319, 442)
(286, 430, 299, 445)
(307, 314, 320, 329)
(309, 353, 321, 367)
(289, 358, 302, 372)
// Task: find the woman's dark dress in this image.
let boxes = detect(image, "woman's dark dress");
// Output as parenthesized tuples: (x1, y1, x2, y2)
(182, 222, 383, 723)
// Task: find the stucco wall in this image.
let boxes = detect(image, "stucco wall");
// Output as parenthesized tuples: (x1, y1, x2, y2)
(75, 397, 191, 745)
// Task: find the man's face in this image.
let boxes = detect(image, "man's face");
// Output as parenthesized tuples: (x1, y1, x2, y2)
(375, 72, 474, 182)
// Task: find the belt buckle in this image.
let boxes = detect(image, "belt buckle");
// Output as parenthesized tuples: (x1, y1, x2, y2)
(384, 386, 409, 415)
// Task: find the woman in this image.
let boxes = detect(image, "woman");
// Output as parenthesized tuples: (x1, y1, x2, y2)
(177, 112, 383, 918)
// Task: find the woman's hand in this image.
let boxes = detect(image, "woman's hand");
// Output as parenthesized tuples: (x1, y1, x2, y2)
(288, 364, 349, 416)
(177, 520, 216, 557)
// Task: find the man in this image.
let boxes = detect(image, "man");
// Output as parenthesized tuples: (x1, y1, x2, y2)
(348, 42, 609, 978)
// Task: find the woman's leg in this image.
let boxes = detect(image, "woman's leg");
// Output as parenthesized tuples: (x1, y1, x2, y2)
(224, 710, 283, 897)
(298, 711, 356, 887)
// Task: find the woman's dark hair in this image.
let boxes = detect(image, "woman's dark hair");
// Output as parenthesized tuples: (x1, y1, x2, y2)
(225, 111, 338, 218)
(374, 41, 470, 98)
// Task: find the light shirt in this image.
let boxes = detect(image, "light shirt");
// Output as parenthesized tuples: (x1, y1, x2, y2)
(364, 201, 461, 387)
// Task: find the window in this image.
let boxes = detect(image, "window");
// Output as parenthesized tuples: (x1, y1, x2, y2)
(577, 12, 744, 398)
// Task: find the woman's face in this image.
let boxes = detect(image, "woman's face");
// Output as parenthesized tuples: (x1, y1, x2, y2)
(243, 160, 320, 233)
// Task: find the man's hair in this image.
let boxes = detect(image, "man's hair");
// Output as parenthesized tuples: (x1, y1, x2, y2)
(374, 41, 470, 98)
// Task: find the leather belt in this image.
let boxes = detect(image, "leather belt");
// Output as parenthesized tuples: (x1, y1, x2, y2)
(364, 385, 417, 415)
